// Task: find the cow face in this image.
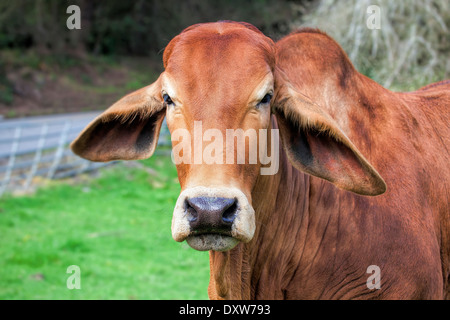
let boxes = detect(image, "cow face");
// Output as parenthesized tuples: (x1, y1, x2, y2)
(71, 22, 385, 252)
(161, 23, 277, 251)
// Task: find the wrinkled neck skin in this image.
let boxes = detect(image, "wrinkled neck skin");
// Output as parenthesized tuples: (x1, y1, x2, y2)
(207, 74, 388, 300)
(208, 117, 312, 300)
(206, 71, 450, 299)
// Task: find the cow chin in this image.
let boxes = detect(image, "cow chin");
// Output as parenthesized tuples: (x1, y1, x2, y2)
(171, 186, 256, 251)
(186, 234, 239, 251)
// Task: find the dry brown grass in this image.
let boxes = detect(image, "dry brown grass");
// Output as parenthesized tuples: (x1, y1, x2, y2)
(292, 0, 449, 90)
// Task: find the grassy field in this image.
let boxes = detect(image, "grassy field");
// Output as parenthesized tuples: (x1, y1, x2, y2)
(0, 155, 210, 300)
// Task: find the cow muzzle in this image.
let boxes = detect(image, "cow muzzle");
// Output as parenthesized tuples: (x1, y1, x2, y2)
(171, 186, 255, 251)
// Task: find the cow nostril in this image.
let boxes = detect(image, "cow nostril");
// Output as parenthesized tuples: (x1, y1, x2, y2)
(186, 196, 238, 234)
(185, 200, 198, 222)
(222, 201, 238, 224)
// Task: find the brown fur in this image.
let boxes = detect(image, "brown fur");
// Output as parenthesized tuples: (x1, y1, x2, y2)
(71, 22, 450, 299)
(208, 27, 450, 299)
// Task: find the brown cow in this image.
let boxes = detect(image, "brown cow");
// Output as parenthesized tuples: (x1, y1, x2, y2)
(71, 21, 450, 299)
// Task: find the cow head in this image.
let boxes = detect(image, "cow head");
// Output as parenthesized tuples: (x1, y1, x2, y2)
(71, 22, 386, 252)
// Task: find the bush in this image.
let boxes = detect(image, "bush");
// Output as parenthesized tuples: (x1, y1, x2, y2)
(0, 0, 306, 56)
(0, 61, 14, 105)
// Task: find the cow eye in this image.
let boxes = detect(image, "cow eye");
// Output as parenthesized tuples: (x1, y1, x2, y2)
(162, 92, 174, 106)
(256, 93, 273, 108)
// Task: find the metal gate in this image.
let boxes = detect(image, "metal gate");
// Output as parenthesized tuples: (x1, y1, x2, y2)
(0, 111, 170, 197)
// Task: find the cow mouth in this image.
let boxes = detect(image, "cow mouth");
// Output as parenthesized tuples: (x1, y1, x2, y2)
(172, 186, 256, 251)
(186, 233, 239, 251)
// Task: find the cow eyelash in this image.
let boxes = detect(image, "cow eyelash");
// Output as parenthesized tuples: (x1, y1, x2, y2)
(256, 92, 273, 108)
(162, 92, 175, 106)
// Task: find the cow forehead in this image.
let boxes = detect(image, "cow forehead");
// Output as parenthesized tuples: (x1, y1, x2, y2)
(164, 22, 275, 68)
(162, 24, 275, 96)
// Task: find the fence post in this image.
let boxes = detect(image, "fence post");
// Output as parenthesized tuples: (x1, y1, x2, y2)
(24, 123, 49, 189)
(47, 121, 72, 179)
(0, 127, 22, 197)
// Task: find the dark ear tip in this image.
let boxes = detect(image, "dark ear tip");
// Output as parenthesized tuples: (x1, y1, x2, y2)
(70, 138, 82, 157)
(367, 169, 387, 196)
(69, 137, 95, 161)
(70, 131, 107, 162)
(373, 179, 387, 196)
(353, 177, 387, 196)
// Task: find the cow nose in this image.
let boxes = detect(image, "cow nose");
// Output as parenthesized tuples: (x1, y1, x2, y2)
(186, 197, 238, 234)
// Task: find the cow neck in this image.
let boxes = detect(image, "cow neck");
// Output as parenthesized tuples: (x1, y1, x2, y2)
(208, 117, 311, 299)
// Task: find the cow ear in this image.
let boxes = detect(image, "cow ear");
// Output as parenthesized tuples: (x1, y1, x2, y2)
(71, 76, 165, 162)
(273, 83, 386, 196)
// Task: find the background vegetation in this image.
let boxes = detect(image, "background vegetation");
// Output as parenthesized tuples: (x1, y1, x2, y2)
(0, 0, 448, 116)
(0, 0, 305, 56)
(298, 0, 449, 90)
(0, 0, 311, 117)
(0, 0, 448, 300)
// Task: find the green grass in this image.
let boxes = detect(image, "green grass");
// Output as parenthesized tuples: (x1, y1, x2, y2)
(0, 156, 210, 300)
